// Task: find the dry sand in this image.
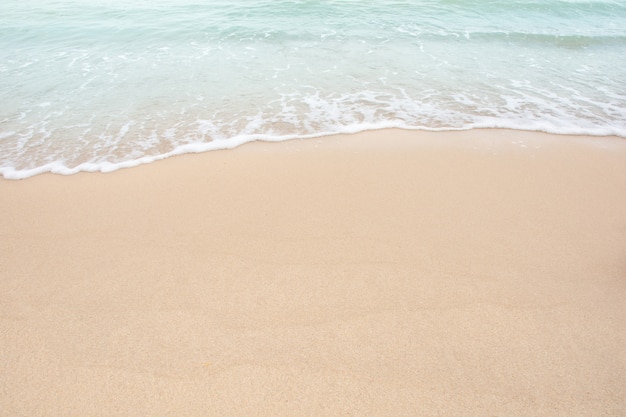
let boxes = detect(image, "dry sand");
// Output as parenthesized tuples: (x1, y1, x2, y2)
(1, 128, 625, 416)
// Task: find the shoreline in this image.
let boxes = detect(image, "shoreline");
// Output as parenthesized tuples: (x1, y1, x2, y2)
(1, 128, 625, 416)
(2, 127, 625, 180)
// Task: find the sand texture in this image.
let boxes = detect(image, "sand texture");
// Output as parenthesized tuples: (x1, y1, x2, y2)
(1, 129, 625, 416)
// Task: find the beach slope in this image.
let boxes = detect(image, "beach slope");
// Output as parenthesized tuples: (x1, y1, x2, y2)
(1, 129, 625, 416)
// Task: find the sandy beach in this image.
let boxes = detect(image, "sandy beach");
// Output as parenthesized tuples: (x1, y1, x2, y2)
(1, 128, 625, 416)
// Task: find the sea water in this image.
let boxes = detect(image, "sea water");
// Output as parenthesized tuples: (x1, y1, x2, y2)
(1, 0, 625, 178)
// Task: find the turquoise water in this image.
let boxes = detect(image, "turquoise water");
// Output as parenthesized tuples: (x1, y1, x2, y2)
(1, 0, 625, 178)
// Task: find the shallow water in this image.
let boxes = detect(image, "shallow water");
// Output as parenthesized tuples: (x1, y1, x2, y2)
(1, 0, 625, 178)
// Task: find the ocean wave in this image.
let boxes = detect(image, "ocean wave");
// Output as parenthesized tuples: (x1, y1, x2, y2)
(1, 0, 625, 179)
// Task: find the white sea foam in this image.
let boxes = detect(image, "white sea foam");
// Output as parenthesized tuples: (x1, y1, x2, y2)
(1, 121, 623, 180)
